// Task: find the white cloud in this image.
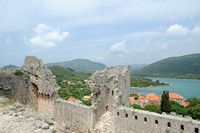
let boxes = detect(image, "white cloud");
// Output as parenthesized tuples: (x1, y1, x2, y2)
(110, 40, 129, 56)
(166, 24, 189, 35)
(29, 24, 69, 48)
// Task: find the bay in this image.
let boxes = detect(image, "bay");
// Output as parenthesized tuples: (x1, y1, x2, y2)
(132, 77, 200, 99)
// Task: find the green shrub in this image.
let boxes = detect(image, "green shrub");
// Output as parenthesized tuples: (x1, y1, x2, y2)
(130, 104, 142, 109)
(144, 104, 161, 113)
(14, 69, 23, 75)
(82, 100, 92, 106)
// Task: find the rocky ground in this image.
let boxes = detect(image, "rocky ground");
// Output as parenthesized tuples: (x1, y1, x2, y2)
(94, 111, 112, 133)
(0, 97, 60, 133)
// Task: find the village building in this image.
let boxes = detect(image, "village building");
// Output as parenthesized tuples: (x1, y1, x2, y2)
(169, 92, 184, 103)
(145, 93, 160, 105)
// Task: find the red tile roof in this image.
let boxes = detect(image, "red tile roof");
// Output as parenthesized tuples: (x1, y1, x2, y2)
(181, 101, 190, 108)
(67, 97, 77, 102)
(129, 97, 136, 103)
(138, 98, 145, 103)
(146, 93, 160, 102)
(169, 93, 184, 100)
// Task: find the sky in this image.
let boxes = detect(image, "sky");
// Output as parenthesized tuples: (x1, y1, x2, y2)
(0, 0, 200, 67)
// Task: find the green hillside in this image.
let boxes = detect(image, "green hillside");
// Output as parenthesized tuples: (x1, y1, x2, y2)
(48, 66, 89, 83)
(47, 59, 106, 73)
(133, 54, 200, 79)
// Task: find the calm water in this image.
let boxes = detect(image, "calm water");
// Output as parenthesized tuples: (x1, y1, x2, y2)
(132, 77, 200, 99)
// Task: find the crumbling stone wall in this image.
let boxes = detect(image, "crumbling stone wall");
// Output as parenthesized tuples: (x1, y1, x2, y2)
(54, 99, 96, 133)
(90, 66, 130, 121)
(0, 74, 33, 105)
(22, 56, 60, 117)
(113, 107, 200, 133)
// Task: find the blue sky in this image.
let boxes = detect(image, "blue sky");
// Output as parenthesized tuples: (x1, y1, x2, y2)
(0, 0, 200, 67)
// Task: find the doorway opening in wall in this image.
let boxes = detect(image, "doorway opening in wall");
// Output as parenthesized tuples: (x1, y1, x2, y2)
(31, 83, 39, 111)
(106, 105, 108, 111)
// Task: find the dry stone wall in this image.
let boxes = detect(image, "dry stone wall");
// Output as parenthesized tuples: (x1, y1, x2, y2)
(113, 107, 200, 133)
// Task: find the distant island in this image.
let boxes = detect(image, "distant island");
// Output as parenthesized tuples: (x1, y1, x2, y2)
(133, 53, 200, 80)
(131, 77, 168, 88)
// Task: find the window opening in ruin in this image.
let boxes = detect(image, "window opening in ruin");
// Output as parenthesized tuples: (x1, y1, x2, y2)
(125, 114, 128, 117)
(106, 105, 108, 111)
(155, 120, 158, 124)
(180, 125, 184, 130)
(117, 112, 119, 116)
(195, 128, 199, 133)
(112, 90, 114, 96)
(135, 115, 138, 120)
(144, 117, 147, 122)
(167, 122, 171, 127)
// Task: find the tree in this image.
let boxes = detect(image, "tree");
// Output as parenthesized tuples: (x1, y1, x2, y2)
(161, 91, 171, 113)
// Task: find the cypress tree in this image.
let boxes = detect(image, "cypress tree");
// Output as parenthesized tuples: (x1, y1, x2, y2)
(161, 91, 171, 113)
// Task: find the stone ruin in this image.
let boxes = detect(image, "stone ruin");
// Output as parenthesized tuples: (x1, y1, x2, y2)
(22, 56, 60, 116)
(0, 56, 200, 133)
(90, 66, 130, 121)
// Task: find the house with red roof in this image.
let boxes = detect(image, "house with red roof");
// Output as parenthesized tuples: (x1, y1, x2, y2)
(145, 93, 160, 105)
(67, 97, 77, 103)
(169, 92, 184, 103)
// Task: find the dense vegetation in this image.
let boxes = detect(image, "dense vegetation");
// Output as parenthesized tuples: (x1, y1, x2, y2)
(47, 59, 105, 73)
(131, 77, 168, 87)
(133, 54, 200, 79)
(49, 66, 92, 106)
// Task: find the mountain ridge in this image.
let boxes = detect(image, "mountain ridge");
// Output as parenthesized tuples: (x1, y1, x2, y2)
(133, 53, 200, 79)
(47, 59, 106, 73)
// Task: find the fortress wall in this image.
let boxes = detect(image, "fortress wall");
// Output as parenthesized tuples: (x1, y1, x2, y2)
(54, 99, 95, 133)
(113, 107, 200, 133)
(0, 75, 34, 105)
(37, 93, 54, 117)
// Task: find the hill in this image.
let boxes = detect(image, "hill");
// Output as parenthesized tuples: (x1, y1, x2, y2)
(47, 59, 106, 73)
(1, 65, 19, 69)
(48, 66, 89, 83)
(131, 64, 146, 71)
(133, 54, 200, 79)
